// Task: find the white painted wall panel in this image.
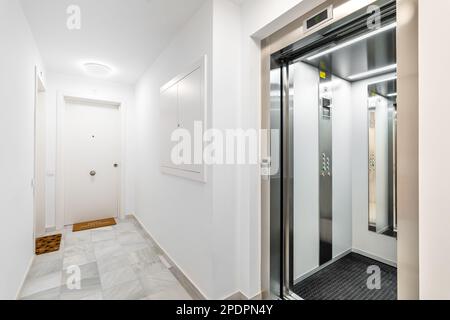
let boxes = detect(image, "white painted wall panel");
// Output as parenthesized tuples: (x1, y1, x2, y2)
(134, 0, 215, 298)
(160, 85, 179, 170)
(419, 0, 450, 300)
(293, 62, 320, 280)
(332, 76, 353, 258)
(351, 74, 397, 265)
(0, 0, 45, 299)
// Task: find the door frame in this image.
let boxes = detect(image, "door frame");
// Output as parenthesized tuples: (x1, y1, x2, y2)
(260, 0, 419, 299)
(33, 66, 47, 241)
(55, 92, 126, 230)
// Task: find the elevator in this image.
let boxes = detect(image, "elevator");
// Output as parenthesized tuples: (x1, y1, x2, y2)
(268, 0, 399, 300)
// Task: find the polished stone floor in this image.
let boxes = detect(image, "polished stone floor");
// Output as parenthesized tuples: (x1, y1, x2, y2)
(19, 217, 192, 300)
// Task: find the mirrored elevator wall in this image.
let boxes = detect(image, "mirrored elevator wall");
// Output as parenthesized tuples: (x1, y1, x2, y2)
(352, 74, 397, 263)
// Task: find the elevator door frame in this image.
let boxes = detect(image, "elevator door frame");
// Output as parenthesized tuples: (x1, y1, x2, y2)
(264, 0, 406, 300)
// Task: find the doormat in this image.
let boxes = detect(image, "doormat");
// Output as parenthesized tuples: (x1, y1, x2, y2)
(35, 234, 62, 256)
(73, 218, 116, 232)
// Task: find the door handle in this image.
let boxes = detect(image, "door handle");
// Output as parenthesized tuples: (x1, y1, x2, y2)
(90, 170, 96, 177)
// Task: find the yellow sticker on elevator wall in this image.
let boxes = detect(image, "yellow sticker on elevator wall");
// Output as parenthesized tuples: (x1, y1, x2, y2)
(320, 71, 327, 79)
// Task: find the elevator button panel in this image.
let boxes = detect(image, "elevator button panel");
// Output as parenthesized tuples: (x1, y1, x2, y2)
(321, 153, 331, 177)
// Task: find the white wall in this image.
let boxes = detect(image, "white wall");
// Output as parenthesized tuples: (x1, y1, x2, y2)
(293, 62, 320, 279)
(419, 0, 450, 300)
(351, 74, 397, 265)
(0, 0, 45, 299)
(239, 0, 328, 298)
(332, 76, 353, 258)
(134, 0, 243, 299)
(211, 0, 242, 299)
(44, 73, 136, 229)
(135, 0, 214, 298)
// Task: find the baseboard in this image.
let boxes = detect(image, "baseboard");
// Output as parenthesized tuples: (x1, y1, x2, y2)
(225, 291, 263, 300)
(377, 225, 390, 234)
(45, 226, 56, 233)
(225, 292, 247, 300)
(294, 249, 352, 285)
(15, 254, 35, 300)
(128, 214, 208, 300)
(352, 248, 397, 268)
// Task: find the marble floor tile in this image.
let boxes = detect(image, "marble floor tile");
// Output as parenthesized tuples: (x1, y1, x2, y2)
(64, 231, 91, 247)
(33, 251, 62, 264)
(128, 247, 160, 265)
(94, 240, 125, 260)
(92, 226, 114, 231)
(60, 277, 102, 300)
(20, 286, 61, 300)
(97, 254, 131, 274)
(143, 284, 192, 300)
(114, 222, 136, 232)
(92, 229, 116, 243)
(21, 216, 194, 300)
(81, 292, 103, 300)
(20, 271, 62, 298)
(117, 231, 146, 245)
(149, 269, 178, 282)
(131, 260, 167, 278)
(27, 258, 63, 279)
(63, 250, 96, 270)
(139, 276, 180, 297)
(100, 265, 138, 289)
(61, 262, 100, 286)
(121, 241, 149, 254)
(64, 243, 94, 258)
(102, 280, 146, 300)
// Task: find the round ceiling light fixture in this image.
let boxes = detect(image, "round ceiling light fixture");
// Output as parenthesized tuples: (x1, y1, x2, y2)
(82, 62, 113, 77)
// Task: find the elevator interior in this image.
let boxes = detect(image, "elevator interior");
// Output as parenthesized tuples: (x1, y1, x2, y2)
(269, 0, 398, 300)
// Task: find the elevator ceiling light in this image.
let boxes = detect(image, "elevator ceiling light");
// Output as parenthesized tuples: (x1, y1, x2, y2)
(368, 76, 397, 86)
(83, 62, 113, 77)
(348, 64, 397, 81)
(306, 22, 397, 61)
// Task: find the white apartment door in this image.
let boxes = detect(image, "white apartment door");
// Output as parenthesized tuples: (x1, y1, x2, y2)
(63, 99, 121, 225)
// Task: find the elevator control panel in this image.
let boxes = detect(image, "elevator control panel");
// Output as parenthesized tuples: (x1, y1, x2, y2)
(318, 78, 334, 266)
(321, 153, 331, 177)
(319, 81, 333, 179)
(320, 84, 333, 120)
(322, 98, 332, 118)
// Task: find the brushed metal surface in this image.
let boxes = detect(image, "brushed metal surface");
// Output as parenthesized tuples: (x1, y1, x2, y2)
(319, 71, 333, 265)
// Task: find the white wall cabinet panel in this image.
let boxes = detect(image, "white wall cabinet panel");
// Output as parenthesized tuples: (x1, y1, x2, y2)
(178, 67, 204, 174)
(160, 84, 179, 170)
(160, 57, 206, 182)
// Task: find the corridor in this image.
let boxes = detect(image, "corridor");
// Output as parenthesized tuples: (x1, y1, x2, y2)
(19, 217, 192, 300)
(1, 0, 449, 303)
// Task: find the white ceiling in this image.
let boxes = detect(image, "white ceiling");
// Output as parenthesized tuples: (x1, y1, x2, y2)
(20, 0, 207, 84)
